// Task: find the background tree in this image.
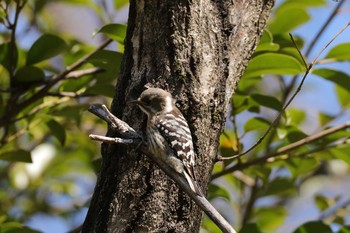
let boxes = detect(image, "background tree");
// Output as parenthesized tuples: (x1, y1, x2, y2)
(0, 0, 350, 233)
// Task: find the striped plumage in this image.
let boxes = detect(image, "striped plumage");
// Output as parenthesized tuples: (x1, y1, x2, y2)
(131, 88, 201, 195)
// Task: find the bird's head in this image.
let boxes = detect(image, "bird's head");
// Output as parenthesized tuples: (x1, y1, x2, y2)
(130, 88, 174, 116)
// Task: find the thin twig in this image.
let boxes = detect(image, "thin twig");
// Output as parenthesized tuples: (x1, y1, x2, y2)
(212, 121, 350, 180)
(66, 67, 105, 79)
(219, 22, 350, 162)
(88, 105, 236, 233)
(318, 198, 350, 220)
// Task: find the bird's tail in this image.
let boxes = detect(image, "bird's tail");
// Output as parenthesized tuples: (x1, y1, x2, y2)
(183, 171, 204, 196)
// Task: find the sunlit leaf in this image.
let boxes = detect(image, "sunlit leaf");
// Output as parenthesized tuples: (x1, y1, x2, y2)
(314, 195, 331, 211)
(256, 30, 280, 52)
(244, 117, 270, 133)
(254, 206, 287, 231)
(336, 85, 350, 108)
(244, 53, 305, 78)
(292, 221, 332, 233)
(27, 34, 67, 65)
(0, 150, 32, 163)
(1, 221, 42, 233)
(325, 43, 350, 61)
(269, 3, 310, 34)
(219, 130, 239, 157)
(285, 0, 326, 6)
(286, 108, 306, 126)
(338, 225, 350, 233)
(114, 0, 129, 9)
(318, 112, 335, 126)
(97, 24, 127, 44)
(330, 146, 350, 166)
(201, 216, 222, 233)
(286, 157, 319, 177)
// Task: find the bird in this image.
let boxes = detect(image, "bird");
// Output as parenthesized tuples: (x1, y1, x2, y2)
(130, 87, 202, 195)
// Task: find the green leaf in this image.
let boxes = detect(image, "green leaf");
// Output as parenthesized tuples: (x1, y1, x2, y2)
(286, 157, 319, 177)
(262, 178, 296, 196)
(219, 130, 239, 157)
(46, 119, 66, 146)
(314, 195, 330, 211)
(338, 226, 350, 233)
(97, 24, 127, 44)
(239, 223, 264, 233)
(330, 146, 350, 166)
(13, 66, 45, 85)
(325, 43, 350, 61)
(254, 206, 287, 231)
(286, 108, 306, 126)
(231, 94, 251, 114)
(256, 30, 280, 52)
(87, 50, 123, 83)
(274, 33, 305, 50)
(0, 42, 17, 71)
(1, 221, 42, 233)
(336, 85, 350, 108)
(313, 69, 350, 93)
(269, 3, 310, 34)
(292, 221, 332, 233)
(84, 83, 115, 98)
(207, 184, 230, 201)
(244, 117, 270, 133)
(251, 94, 282, 111)
(318, 112, 335, 126)
(237, 76, 262, 92)
(114, 0, 129, 9)
(27, 34, 67, 65)
(244, 53, 305, 78)
(285, 0, 326, 6)
(0, 150, 32, 163)
(285, 126, 308, 143)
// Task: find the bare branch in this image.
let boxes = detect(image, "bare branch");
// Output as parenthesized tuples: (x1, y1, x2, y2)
(89, 134, 136, 145)
(88, 105, 236, 233)
(212, 121, 350, 180)
(66, 67, 105, 79)
(318, 198, 350, 221)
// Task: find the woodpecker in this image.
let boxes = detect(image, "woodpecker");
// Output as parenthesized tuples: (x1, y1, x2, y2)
(130, 88, 202, 195)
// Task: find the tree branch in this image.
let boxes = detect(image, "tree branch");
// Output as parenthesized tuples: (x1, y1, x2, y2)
(318, 198, 350, 221)
(212, 121, 350, 180)
(88, 104, 236, 233)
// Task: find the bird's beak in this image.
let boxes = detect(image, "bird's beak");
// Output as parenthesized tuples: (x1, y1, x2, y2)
(128, 99, 140, 105)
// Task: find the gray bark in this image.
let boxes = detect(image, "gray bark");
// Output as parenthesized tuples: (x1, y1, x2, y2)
(82, 0, 275, 232)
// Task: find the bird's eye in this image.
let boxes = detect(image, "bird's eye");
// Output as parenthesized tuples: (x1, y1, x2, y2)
(142, 97, 151, 106)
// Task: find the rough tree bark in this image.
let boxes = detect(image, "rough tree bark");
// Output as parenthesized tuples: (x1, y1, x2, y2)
(82, 0, 275, 232)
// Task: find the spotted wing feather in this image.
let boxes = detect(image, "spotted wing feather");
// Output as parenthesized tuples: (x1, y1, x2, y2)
(154, 111, 196, 180)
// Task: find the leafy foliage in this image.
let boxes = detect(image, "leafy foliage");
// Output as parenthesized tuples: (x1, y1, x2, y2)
(1, 0, 350, 233)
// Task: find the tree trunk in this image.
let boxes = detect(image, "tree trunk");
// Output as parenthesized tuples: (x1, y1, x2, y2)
(82, 0, 275, 232)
